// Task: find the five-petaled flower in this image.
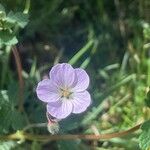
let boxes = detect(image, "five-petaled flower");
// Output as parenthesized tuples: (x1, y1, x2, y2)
(36, 63, 91, 119)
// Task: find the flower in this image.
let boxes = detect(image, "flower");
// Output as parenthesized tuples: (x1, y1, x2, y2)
(36, 63, 91, 119)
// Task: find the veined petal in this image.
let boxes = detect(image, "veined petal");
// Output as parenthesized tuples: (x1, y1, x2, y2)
(49, 63, 76, 88)
(36, 79, 60, 103)
(72, 91, 91, 114)
(72, 68, 90, 92)
(47, 98, 73, 119)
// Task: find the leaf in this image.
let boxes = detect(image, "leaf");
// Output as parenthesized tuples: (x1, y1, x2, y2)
(145, 90, 150, 107)
(0, 30, 18, 46)
(3, 20, 15, 29)
(8, 82, 19, 105)
(0, 4, 6, 19)
(0, 4, 5, 12)
(60, 115, 84, 132)
(0, 90, 26, 133)
(143, 26, 150, 40)
(135, 83, 146, 104)
(11, 110, 26, 130)
(0, 109, 11, 133)
(139, 120, 150, 150)
(0, 141, 17, 150)
(57, 140, 90, 150)
(6, 11, 29, 28)
(0, 91, 12, 133)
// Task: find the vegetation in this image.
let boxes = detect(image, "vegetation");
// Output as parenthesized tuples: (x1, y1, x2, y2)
(0, 0, 150, 149)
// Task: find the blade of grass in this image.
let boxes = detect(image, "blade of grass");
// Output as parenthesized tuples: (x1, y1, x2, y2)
(69, 40, 94, 65)
(120, 52, 129, 74)
(29, 58, 37, 78)
(80, 40, 98, 69)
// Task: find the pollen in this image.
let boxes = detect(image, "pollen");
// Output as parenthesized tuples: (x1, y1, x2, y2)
(61, 89, 71, 98)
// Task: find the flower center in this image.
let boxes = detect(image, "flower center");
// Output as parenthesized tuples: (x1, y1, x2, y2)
(61, 89, 71, 99)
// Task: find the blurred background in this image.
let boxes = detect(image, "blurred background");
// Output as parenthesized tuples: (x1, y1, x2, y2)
(0, 0, 150, 149)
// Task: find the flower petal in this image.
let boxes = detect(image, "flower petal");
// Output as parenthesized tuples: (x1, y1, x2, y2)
(72, 68, 90, 92)
(49, 63, 76, 88)
(47, 98, 73, 119)
(72, 91, 91, 114)
(36, 79, 60, 103)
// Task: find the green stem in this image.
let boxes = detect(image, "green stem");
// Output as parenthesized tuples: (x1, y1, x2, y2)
(23, 0, 30, 14)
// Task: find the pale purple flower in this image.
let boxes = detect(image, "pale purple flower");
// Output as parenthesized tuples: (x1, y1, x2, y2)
(36, 63, 91, 119)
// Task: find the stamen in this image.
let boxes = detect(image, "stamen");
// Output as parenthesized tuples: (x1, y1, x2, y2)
(61, 89, 71, 99)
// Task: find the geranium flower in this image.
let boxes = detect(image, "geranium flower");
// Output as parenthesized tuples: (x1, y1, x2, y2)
(36, 63, 91, 119)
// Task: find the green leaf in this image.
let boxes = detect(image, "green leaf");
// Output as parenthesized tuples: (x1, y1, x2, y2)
(139, 120, 150, 150)
(135, 83, 146, 104)
(145, 90, 150, 107)
(57, 140, 89, 150)
(0, 4, 6, 20)
(6, 11, 29, 28)
(0, 141, 17, 150)
(3, 20, 15, 29)
(60, 115, 84, 132)
(0, 4, 5, 12)
(0, 4, 6, 19)
(57, 141, 79, 150)
(8, 82, 19, 105)
(0, 91, 12, 133)
(0, 30, 18, 46)
(0, 90, 26, 133)
(11, 110, 26, 130)
(143, 26, 150, 40)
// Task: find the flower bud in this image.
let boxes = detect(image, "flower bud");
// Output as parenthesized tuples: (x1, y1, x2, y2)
(47, 121, 59, 135)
